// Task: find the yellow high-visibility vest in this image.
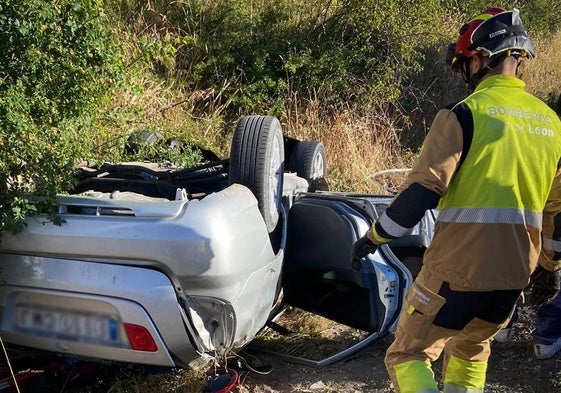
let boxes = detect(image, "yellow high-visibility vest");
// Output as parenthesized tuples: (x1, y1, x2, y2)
(438, 74, 561, 229)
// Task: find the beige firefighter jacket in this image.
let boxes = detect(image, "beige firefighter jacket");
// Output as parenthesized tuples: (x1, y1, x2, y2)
(372, 75, 561, 291)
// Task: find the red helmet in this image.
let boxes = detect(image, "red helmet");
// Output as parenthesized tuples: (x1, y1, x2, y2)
(448, 7, 535, 72)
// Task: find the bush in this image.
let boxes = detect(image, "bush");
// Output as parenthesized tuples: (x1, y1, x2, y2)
(0, 0, 124, 235)
(439, 0, 561, 36)
(128, 0, 444, 118)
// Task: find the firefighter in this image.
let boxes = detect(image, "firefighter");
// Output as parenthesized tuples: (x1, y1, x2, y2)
(352, 7, 561, 393)
(524, 130, 561, 361)
(532, 290, 561, 359)
(495, 209, 561, 359)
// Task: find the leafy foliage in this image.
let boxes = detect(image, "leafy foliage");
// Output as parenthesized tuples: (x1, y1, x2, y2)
(439, 0, 561, 36)
(109, 0, 561, 140)
(123, 0, 561, 119)
(0, 0, 124, 234)
(124, 131, 204, 167)
(125, 0, 444, 117)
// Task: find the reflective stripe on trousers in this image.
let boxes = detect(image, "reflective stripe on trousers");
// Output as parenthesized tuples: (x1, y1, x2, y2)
(393, 360, 439, 393)
(442, 354, 486, 393)
(443, 383, 484, 393)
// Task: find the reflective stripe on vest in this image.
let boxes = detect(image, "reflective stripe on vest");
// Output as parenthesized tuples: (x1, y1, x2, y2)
(438, 207, 542, 228)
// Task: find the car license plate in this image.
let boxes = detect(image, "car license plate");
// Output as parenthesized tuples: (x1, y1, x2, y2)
(13, 304, 118, 343)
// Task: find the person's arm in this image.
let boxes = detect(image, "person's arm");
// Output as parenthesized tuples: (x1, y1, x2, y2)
(528, 166, 561, 304)
(353, 104, 471, 263)
(541, 167, 561, 270)
(371, 104, 468, 242)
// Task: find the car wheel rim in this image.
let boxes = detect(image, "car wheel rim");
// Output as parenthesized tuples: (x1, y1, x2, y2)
(311, 152, 325, 179)
(268, 134, 282, 219)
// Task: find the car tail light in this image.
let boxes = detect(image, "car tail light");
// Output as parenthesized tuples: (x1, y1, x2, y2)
(186, 296, 236, 355)
(124, 323, 158, 351)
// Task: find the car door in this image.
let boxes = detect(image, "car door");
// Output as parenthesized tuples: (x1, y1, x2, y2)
(281, 192, 436, 365)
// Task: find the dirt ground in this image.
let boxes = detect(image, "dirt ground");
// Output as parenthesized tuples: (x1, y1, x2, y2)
(235, 305, 561, 393)
(3, 305, 561, 393)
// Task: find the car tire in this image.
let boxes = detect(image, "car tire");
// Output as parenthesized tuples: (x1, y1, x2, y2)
(229, 115, 284, 233)
(166, 138, 185, 151)
(289, 140, 327, 190)
(125, 130, 165, 155)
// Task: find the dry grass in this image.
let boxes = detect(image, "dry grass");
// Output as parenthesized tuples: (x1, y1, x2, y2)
(325, 109, 415, 193)
(521, 29, 561, 102)
(102, 367, 209, 393)
(108, 76, 230, 153)
(251, 307, 368, 361)
(490, 28, 561, 104)
(283, 101, 415, 194)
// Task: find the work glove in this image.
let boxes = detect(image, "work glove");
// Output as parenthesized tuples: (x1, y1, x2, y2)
(351, 233, 378, 272)
(528, 265, 561, 305)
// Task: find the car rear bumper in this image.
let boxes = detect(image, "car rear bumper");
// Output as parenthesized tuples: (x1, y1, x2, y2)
(0, 254, 199, 367)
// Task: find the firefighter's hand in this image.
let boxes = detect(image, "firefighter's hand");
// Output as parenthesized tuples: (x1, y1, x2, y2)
(528, 265, 561, 305)
(351, 233, 377, 272)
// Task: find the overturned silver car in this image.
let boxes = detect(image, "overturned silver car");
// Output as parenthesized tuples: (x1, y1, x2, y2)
(0, 115, 435, 369)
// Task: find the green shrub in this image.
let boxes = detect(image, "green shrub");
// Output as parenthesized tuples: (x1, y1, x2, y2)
(0, 0, 124, 235)
(439, 0, 561, 36)
(127, 0, 444, 118)
(226, 1, 439, 112)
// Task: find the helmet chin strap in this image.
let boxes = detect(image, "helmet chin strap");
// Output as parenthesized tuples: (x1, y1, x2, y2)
(467, 66, 490, 92)
(462, 53, 514, 93)
(460, 58, 481, 93)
